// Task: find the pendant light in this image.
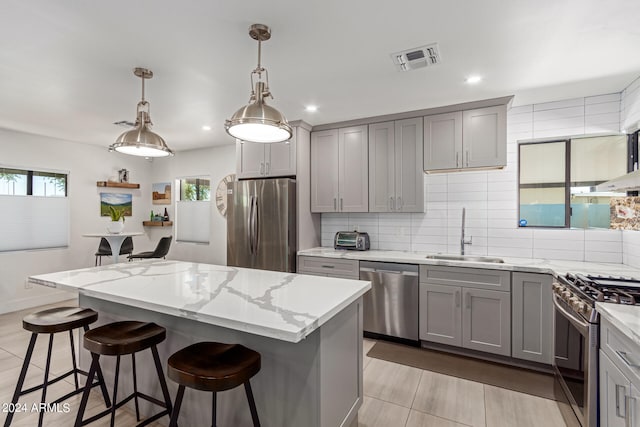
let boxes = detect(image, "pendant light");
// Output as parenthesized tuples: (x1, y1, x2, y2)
(225, 24, 292, 143)
(110, 67, 173, 157)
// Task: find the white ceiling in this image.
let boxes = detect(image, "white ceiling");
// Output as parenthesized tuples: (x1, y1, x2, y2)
(1, 0, 639, 152)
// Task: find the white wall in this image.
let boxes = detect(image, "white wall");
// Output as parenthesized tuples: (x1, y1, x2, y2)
(148, 144, 236, 265)
(0, 129, 155, 313)
(321, 92, 626, 263)
(621, 75, 640, 268)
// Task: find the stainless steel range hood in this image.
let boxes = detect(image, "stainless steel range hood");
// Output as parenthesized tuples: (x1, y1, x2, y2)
(596, 169, 640, 191)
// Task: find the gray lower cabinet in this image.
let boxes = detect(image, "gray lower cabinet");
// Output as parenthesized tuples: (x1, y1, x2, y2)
(511, 272, 553, 364)
(600, 351, 632, 427)
(297, 256, 360, 279)
(419, 266, 511, 357)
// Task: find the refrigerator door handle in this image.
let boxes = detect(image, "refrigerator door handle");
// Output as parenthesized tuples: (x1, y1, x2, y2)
(248, 196, 255, 255)
(253, 196, 260, 255)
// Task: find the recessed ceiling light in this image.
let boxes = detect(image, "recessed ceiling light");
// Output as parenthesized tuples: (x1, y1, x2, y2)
(465, 75, 482, 84)
(202, 125, 212, 131)
(305, 105, 318, 112)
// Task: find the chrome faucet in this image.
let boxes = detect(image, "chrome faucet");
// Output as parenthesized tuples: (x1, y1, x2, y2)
(461, 207, 472, 255)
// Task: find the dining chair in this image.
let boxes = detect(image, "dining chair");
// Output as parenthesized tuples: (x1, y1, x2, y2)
(128, 236, 172, 261)
(95, 237, 134, 266)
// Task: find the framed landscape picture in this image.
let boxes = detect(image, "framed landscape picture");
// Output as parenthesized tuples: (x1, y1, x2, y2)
(152, 182, 171, 205)
(100, 193, 132, 216)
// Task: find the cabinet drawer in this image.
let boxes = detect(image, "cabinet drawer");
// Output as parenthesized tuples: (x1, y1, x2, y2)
(297, 256, 359, 279)
(602, 318, 640, 384)
(419, 265, 511, 292)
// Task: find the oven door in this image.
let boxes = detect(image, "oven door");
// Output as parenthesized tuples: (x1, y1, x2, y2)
(553, 293, 599, 427)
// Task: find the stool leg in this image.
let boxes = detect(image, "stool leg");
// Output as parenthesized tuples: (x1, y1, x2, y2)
(83, 325, 111, 407)
(74, 353, 99, 427)
(168, 385, 185, 427)
(37, 333, 54, 427)
(244, 381, 260, 427)
(150, 345, 173, 414)
(69, 329, 79, 390)
(212, 392, 217, 427)
(132, 353, 140, 421)
(4, 333, 37, 427)
(110, 355, 121, 427)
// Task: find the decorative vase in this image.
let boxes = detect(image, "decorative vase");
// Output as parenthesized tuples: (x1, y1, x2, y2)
(107, 220, 124, 234)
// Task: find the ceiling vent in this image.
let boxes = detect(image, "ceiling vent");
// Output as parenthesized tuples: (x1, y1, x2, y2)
(391, 43, 441, 72)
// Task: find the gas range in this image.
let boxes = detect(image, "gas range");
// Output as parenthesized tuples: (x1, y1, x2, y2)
(554, 273, 640, 322)
(553, 272, 640, 427)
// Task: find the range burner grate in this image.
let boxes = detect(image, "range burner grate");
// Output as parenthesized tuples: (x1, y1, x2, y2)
(564, 273, 640, 305)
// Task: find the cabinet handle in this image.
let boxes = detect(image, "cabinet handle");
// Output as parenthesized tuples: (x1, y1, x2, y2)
(397, 196, 403, 211)
(627, 395, 636, 427)
(616, 384, 627, 418)
(455, 290, 461, 307)
(390, 197, 394, 211)
(333, 198, 337, 211)
(260, 162, 265, 175)
(265, 162, 270, 175)
(340, 198, 344, 211)
(321, 265, 335, 269)
(456, 152, 459, 168)
(466, 151, 469, 167)
(465, 291, 471, 309)
(617, 350, 640, 369)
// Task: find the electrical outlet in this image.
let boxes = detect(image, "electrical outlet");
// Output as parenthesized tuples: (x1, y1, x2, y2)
(352, 225, 359, 232)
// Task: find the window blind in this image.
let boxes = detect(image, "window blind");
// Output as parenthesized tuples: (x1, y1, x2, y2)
(176, 200, 210, 244)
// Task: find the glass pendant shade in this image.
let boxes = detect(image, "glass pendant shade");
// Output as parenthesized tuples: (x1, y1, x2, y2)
(225, 24, 291, 144)
(109, 68, 173, 157)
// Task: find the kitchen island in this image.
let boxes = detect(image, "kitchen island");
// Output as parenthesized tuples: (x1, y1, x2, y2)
(28, 260, 371, 427)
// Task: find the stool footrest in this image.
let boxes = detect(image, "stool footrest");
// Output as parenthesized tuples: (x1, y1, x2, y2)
(78, 391, 169, 427)
(20, 367, 88, 396)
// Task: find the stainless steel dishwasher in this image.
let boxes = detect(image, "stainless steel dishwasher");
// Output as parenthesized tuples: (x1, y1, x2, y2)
(359, 261, 419, 341)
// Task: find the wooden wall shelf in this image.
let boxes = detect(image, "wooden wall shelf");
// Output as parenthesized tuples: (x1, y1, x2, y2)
(143, 221, 173, 227)
(97, 181, 140, 189)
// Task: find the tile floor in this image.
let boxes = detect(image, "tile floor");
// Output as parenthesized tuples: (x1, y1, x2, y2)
(0, 300, 569, 426)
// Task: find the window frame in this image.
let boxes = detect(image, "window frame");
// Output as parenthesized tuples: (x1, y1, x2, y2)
(0, 166, 68, 197)
(518, 134, 629, 229)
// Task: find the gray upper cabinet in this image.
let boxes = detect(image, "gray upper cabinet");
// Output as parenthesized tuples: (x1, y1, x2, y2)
(368, 118, 424, 213)
(236, 136, 297, 179)
(463, 106, 506, 169)
(423, 111, 462, 170)
(424, 105, 506, 172)
(311, 126, 368, 213)
(512, 273, 553, 364)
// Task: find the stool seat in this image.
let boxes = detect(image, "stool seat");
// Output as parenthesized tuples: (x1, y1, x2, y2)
(84, 321, 166, 356)
(23, 307, 98, 334)
(168, 342, 261, 392)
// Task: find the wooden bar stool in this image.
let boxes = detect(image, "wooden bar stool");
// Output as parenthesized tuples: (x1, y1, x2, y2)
(4, 307, 111, 427)
(74, 321, 173, 427)
(167, 342, 261, 427)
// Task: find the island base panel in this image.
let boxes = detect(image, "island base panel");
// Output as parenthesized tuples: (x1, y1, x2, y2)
(78, 294, 363, 427)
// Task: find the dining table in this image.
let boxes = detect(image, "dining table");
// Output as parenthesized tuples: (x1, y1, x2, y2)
(82, 231, 144, 263)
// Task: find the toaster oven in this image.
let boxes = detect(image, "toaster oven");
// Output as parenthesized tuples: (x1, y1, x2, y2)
(334, 231, 370, 251)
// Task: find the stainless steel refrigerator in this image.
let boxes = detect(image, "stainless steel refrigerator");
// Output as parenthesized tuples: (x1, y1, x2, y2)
(227, 178, 297, 272)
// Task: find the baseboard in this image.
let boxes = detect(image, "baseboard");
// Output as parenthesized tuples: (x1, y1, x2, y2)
(0, 291, 77, 315)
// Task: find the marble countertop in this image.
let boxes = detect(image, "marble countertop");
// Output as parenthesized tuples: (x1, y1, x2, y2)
(28, 260, 371, 343)
(597, 303, 640, 348)
(298, 247, 640, 278)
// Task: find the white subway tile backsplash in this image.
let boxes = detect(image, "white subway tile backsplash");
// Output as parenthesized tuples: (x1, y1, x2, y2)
(532, 229, 585, 241)
(533, 248, 584, 261)
(533, 127, 586, 139)
(508, 105, 534, 115)
(585, 101, 620, 115)
(488, 246, 534, 258)
(533, 98, 584, 111)
(585, 93, 621, 105)
(534, 106, 585, 122)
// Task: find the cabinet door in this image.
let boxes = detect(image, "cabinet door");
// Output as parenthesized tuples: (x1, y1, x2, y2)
(423, 111, 462, 171)
(236, 141, 266, 179)
(419, 283, 462, 346)
(600, 350, 630, 427)
(462, 288, 511, 356)
(395, 117, 424, 212)
(267, 133, 297, 177)
(512, 273, 553, 364)
(368, 122, 395, 212)
(630, 382, 640, 427)
(311, 130, 339, 212)
(338, 126, 368, 212)
(462, 106, 506, 169)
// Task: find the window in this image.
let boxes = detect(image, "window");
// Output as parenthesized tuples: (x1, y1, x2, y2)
(175, 176, 210, 244)
(0, 166, 69, 251)
(518, 135, 627, 228)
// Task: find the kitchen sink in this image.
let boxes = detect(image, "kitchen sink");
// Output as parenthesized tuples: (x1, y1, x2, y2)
(425, 254, 505, 263)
